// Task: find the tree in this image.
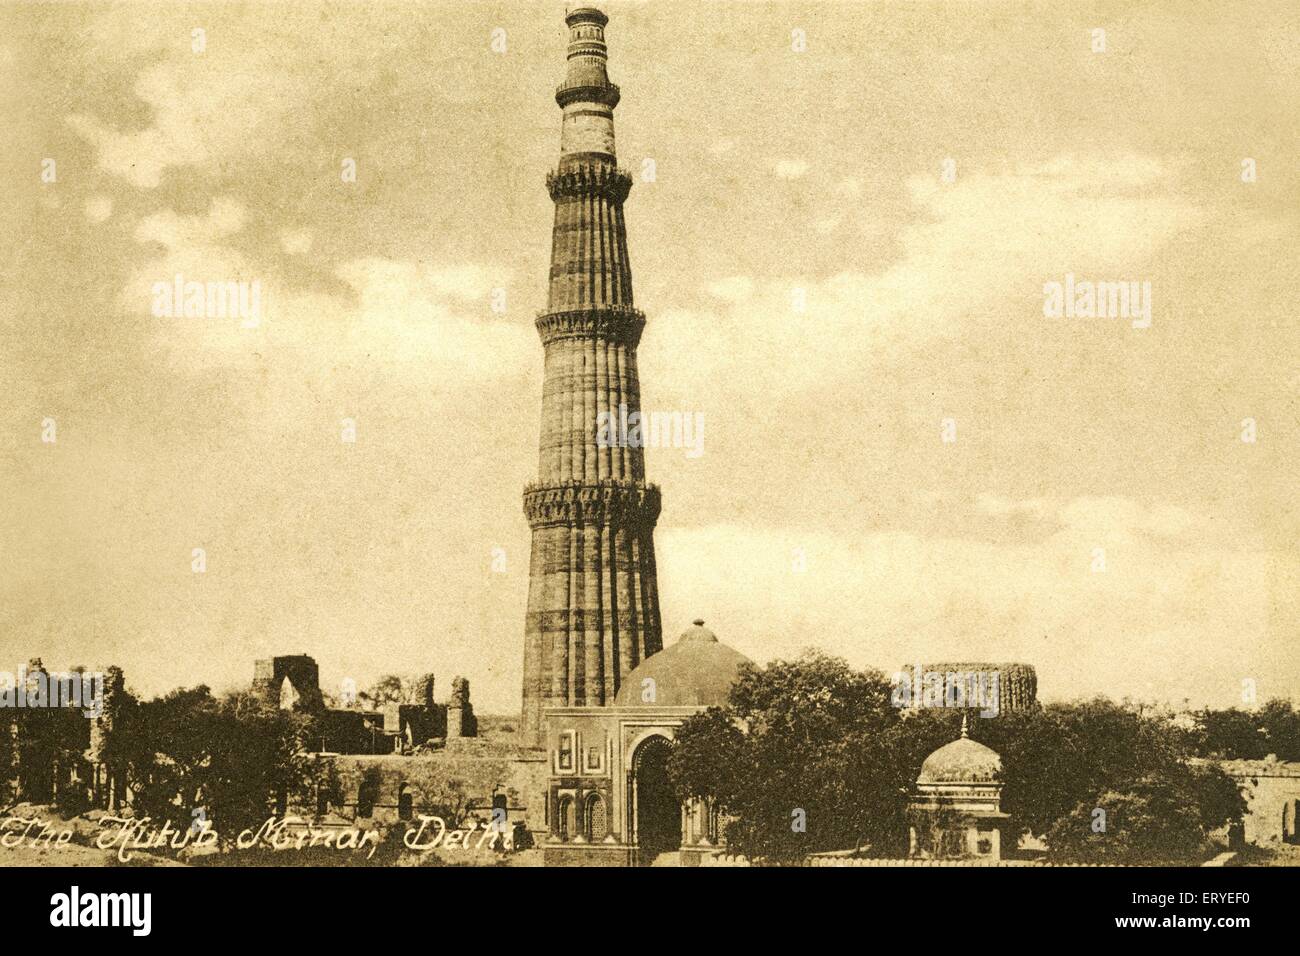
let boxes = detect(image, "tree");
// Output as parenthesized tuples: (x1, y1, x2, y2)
(966, 697, 1186, 838)
(1257, 699, 1300, 761)
(123, 686, 315, 846)
(1046, 764, 1245, 864)
(666, 650, 911, 862)
(368, 675, 415, 706)
(127, 686, 221, 825)
(667, 659, 1248, 864)
(1189, 699, 1300, 761)
(200, 693, 316, 838)
(1190, 706, 1268, 760)
(666, 708, 745, 808)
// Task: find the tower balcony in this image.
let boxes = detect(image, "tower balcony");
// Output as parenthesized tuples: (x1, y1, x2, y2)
(546, 162, 632, 202)
(523, 479, 662, 530)
(535, 306, 645, 347)
(556, 80, 621, 109)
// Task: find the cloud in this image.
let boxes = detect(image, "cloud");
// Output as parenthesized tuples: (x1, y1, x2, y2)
(279, 228, 313, 256)
(63, 14, 384, 189)
(136, 197, 246, 248)
(64, 53, 303, 189)
(17, 4, 1294, 717)
(659, 495, 1289, 707)
(772, 158, 810, 179)
(705, 276, 754, 302)
(977, 494, 1051, 520)
(650, 152, 1199, 401)
(84, 195, 113, 222)
(333, 258, 528, 372)
(123, 196, 528, 377)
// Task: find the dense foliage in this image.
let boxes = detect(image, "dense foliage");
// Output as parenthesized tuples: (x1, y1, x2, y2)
(123, 686, 321, 843)
(666, 650, 1258, 864)
(1188, 699, 1300, 761)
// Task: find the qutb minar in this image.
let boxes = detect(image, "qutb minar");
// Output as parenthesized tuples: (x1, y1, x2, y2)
(521, 8, 663, 745)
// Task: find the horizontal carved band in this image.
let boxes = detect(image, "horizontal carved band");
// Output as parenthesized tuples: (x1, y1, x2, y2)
(523, 480, 661, 529)
(555, 81, 621, 109)
(535, 307, 645, 347)
(546, 163, 632, 203)
(525, 609, 650, 631)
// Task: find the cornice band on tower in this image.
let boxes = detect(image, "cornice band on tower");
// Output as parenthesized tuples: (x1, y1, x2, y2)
(536, 306, 645, 347)
(565, 7, 608, 28)
(556, 81, 621, 109)
(546, 162, 632, 202)
(523, 480, 662, 530)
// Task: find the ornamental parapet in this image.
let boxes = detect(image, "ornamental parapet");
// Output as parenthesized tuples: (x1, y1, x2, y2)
(523, 479, 661, 529)
(535, 306, 645, 347)
(555, 81, 621, 109)
(546, 162, 632, 203)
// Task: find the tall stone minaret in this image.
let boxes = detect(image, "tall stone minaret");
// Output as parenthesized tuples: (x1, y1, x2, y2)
(521, 7, 663, 745)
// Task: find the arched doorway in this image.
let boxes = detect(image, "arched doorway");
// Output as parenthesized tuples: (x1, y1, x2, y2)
(632, 735, 680, 864)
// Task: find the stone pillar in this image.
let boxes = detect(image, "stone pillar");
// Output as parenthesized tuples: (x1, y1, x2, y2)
(447, 677, 476, 739)
(420, 673, 436, 709)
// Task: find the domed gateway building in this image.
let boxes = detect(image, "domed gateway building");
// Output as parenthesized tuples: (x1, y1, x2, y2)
(542, 620, 750, 866)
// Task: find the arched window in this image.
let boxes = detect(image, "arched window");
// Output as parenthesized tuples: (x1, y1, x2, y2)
(585, 793, 607, 841)
(358, 780, 378, 818)
(491, 793, 508, 832)
(557, 795, 574, 841)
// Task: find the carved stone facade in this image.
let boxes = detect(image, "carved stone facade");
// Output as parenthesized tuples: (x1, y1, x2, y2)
(522, 7, 663, 745)
(543, 621, 747, 866)
(897, 662, 1038, 714)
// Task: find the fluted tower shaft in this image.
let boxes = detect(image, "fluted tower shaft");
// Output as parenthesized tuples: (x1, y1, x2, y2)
(522, 8, 663, 745)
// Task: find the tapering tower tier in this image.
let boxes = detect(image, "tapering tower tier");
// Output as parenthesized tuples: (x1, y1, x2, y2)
(522, 8, 663, 745)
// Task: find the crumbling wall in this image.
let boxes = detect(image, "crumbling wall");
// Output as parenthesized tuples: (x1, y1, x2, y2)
(322, 749, 548, 832)
(253, 655, 324, 711)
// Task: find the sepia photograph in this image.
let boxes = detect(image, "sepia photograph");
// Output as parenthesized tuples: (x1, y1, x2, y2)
(1, 0, 1296, 937)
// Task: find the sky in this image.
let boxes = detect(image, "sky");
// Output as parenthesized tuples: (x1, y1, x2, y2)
(1, 0, 1296, 714)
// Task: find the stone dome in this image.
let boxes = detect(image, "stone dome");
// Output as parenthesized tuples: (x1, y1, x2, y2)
(614, 619, 750, 708)
(917, 726, 1003, 785)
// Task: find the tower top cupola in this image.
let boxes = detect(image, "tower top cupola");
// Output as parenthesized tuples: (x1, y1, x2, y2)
(557, 6, 620, 115)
